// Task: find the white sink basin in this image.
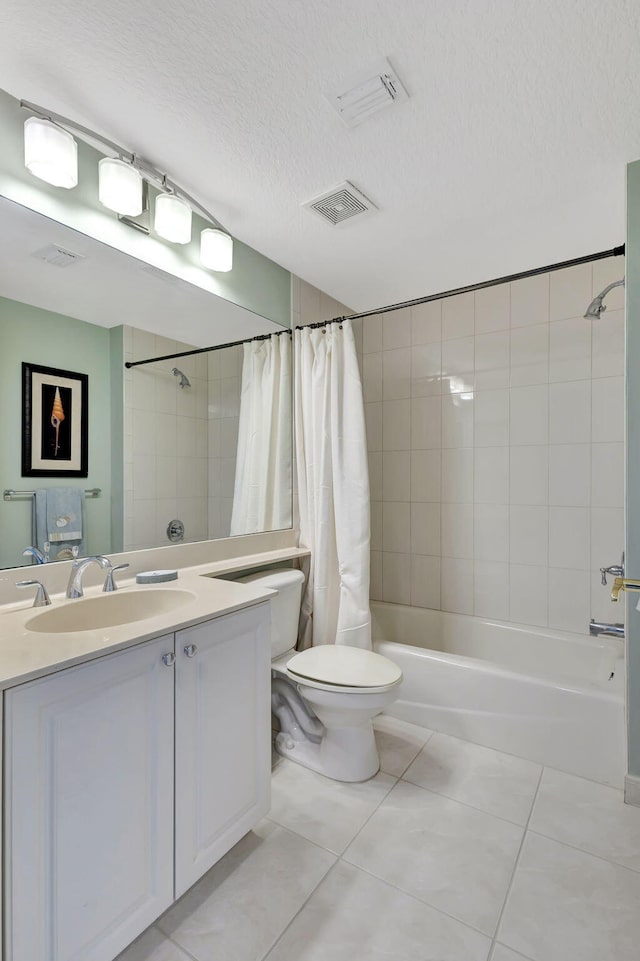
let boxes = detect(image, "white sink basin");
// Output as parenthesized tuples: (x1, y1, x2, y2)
(26, 589, 195, 634)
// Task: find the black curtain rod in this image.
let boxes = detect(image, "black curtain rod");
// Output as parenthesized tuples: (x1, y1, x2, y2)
(125, 243, 624, 368)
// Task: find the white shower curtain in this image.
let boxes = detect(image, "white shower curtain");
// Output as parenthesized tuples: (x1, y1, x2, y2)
(295, 319, 371, 650)
(230, 333, 292, 536)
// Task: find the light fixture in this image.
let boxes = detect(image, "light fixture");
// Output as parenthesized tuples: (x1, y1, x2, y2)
(154, 193, 192, 244)
(200, 228, 234, 272)
(24, 116, 78, 188)
(98, 157, 143, 216)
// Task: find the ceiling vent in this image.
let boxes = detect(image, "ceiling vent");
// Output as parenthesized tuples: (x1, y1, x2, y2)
(329, 58, 409, 128)
(31, 244, 85, 268)
(303, 181, 377, 227)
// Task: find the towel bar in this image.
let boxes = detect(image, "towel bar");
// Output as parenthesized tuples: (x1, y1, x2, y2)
(3, 488, 101, 501)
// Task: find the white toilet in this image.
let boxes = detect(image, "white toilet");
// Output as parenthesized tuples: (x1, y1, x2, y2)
(239, 568, 402, 782)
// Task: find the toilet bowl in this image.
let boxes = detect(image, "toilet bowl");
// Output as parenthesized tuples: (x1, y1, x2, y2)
(239, 568, 402, 782)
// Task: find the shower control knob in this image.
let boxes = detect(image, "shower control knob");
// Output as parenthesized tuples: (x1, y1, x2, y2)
(184, 644, 198, 658)
(162, 652, 176, 667)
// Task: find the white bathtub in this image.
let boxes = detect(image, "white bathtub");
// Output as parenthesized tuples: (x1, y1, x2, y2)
(371, 602, 626, 787)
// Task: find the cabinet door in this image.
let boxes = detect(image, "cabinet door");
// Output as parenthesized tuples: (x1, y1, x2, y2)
(4, 635, 175, 961)
(175, 603, 271, 896)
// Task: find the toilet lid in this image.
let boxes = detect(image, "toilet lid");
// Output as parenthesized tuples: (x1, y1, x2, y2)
(286, 645, 402, 690)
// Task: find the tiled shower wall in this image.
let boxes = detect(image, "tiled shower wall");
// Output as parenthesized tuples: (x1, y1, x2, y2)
(207, 344, 242, 539)
(360, 255, 625, 633)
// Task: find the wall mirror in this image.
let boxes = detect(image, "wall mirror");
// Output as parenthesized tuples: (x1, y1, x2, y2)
(0, 196, 293, 570)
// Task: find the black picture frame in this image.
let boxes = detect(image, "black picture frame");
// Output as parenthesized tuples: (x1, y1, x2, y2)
(22, 362, 89, 478)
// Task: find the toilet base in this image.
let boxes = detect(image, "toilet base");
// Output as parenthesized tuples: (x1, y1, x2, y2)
(275, 722, 380, 783)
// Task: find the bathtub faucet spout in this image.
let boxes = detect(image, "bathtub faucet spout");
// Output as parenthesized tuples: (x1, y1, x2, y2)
(589, 620, 624, 639)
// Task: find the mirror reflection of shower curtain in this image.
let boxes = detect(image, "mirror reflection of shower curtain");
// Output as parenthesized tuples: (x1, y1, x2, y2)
(230, 333, 293, 536)
(295, 319, 371, 650)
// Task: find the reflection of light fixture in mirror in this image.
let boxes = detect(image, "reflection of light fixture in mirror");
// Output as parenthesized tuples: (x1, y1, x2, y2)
(24, 117, 78, 188)
(98, 158, 143, 216)
(200, 228, 233, 272)
(154, 193, 192, 244)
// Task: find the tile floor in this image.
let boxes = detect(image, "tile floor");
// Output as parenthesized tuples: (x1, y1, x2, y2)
(117, 716, 640, 961)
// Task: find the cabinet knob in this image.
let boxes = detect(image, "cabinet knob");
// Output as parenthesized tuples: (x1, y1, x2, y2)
(184, 644, 198, 658)
(162, 652, 176, 667)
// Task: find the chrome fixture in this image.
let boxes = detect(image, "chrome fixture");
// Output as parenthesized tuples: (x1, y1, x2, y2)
(6, 488, 101, 500)
(19, 99, 234, 272)
(66, 555, 111, 599)
(183, 644, 198, 658)
(167, 519, 185, 542)
(600, 552, 625, 585)
(589, 620, 624, 639)
(584, 279, 625, 319)
(22, 544, 48, 564)
(162, 652, 176, 667)
(171, 367, 191, 389)
(102, 562, 130, 593)
(16, 579, 51, 608)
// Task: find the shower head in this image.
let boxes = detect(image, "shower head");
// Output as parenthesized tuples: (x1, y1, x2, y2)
(584, 278, 625, 319)
(172, 367, 191, 389)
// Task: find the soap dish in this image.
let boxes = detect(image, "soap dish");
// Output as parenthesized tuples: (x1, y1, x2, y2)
(136, 570, 178, 585)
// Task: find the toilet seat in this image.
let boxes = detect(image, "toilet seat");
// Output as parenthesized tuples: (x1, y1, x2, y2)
(286, 645, 402, 694)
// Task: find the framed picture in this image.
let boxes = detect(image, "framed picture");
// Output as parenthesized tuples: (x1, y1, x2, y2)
(22, 362, 89, 477)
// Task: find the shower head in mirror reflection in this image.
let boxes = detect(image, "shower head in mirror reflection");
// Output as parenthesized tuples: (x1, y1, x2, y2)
(171, 367, 191, 389)
(584, 278, 625, 319)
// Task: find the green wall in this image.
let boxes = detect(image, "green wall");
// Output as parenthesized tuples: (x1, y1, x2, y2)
(0, 295, 116, 567)
(627, 160, 640, 777)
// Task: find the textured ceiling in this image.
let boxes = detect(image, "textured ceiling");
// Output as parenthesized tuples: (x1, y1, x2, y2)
(0, 0, 639, 311)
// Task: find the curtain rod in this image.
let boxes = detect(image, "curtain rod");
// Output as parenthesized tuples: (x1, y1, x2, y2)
(125, 242, 625, 368)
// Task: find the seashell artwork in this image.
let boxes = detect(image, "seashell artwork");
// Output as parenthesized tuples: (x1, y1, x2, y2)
(50, 386, 65, 457)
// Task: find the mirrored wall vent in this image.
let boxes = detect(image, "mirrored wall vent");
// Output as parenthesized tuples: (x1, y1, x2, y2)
(31, 244, 85, 268)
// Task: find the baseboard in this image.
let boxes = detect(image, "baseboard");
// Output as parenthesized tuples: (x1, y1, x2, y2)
(624, 774, 640, 806)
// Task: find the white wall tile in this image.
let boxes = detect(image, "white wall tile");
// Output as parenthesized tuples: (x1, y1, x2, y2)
(363, 314, 383, 353)
(475, 447, 509, 504)
(411, 503, 441, 555)
(383, 451, 411, 501)
(592, 309, 624, 379)
(548, 568, 590, 633)
(363, 352, 383, 402)
(441, 558, 474, 614)
(442, 337, 474, 394)
(383, 400, 411, 450)
(475, 390, 509, 447)
(442, 292, 474, 340)
(592, 255, 626, 310)
(510, 506, 549, 566)
(382, 552, 411, 604)
(441, 448, 473, 503)
(549, 444, 591, 506)
(412, 396, 442, 449)
(383, 308, 411, 349)
(548, 507, 590, 570)
(411, 343, 441, 397)
(383, 347, 412, 400)
(370, 550, 383, 600)
(510, 274, 549, 328)
(411, 555, 441, 609)
(411, 301, 441, 344)
(475, 330, 509, 389)
(475, 284, 510, 333)
(441, 503, 474, 558)
(590, 569, 624, 625)
(365, 403, 383, 451)
(474, 561, 509, 620)
(442, 395, 474, 448)
(474, 504, 509, 562)
(411, 450, 441, 502)
(549, 381, 591, 444)
(510, 385, 548, 445)
(591, 376, 624, 443)
(510, 446, 548, 505)
(509, 564, 548, 626)
(370, 501, 383, 551)
(510, 324, 549, 387)
(368, 451, 383, 500)
(382, 502, 411, 553)
(549, 263, 593, 321)
(549, 317, 591, 382)
(590, 507, 625, 573)
(591, 443, 624, 508)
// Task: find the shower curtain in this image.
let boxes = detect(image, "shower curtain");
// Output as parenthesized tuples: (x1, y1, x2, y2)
(295, 319, 371, 650)
(230, 333, 292, 536)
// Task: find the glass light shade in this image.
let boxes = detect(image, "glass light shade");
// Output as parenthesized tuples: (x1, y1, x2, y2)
(154, 193, 192, 244)
(24, 117, 78, 188)
(98, 158, 143, 215)
(200, 228, 233, 272)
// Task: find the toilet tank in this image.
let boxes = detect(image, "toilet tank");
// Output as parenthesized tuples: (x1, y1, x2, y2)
(237, 568, 305, 658)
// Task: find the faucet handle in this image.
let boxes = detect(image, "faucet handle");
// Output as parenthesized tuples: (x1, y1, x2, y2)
(16, 579, 52, 608)
(103, 563, 130, 593)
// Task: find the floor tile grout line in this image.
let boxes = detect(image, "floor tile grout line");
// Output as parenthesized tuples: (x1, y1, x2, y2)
(489, 763, 546, 945)
(525, 826, 640, 875)
(163, 929, 202, 961)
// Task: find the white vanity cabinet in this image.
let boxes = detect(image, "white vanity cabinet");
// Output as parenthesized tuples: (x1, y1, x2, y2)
(3, 602, 271, 961)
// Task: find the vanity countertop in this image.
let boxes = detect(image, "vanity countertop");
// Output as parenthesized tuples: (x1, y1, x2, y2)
(0, 547, 309, 689)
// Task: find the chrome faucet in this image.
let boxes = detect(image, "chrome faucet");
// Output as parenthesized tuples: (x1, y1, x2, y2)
(600, 552, 625, 586)
(66, 555, 111, 599)
(16, 579, 52, 607)
(22, 544, 49, 565)
(589, 620, 624, 639)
